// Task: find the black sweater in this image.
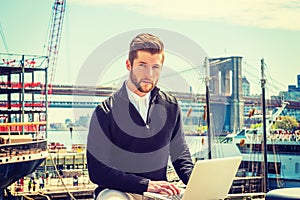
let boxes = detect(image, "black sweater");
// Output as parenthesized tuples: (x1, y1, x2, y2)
(87, 83, 194, 196)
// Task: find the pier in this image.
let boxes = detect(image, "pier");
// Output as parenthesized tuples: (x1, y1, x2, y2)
(3, 151, 91, 199)
(8, 175, 96, 199)
(41, 152, 87, 171)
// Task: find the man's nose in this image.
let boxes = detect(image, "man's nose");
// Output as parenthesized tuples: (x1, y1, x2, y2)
(144, 66, 153, 77)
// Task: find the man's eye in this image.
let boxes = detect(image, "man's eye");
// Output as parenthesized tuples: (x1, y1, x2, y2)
(139, 64, 147, 68)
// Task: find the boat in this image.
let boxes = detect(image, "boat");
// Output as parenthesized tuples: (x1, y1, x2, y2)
(219, 101, 300, 188)
(184, 101, 299, 196)
(0, 53, 49, 199)
(0, 122, 48, 197)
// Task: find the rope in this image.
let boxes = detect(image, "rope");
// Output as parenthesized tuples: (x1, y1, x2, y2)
(22, 195, 34, 200)
(48, 152, 76, 200)
(271, 141, 282, 188)
(37, 192, 51, 200)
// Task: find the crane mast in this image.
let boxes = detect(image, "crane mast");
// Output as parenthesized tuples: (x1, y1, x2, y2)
(47, 0, 66, 83)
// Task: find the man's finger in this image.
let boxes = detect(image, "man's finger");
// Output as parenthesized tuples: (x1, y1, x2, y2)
(158, 187, 173, 195)
(169, 183, 180, 194)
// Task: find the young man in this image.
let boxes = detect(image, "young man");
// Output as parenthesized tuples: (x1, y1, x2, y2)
(87, 33, 194, 200)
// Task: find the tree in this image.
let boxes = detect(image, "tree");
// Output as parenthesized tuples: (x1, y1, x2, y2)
(250, 123, 262, 129)
(65, 118, 72, 124)
(273, 116, 299, 131)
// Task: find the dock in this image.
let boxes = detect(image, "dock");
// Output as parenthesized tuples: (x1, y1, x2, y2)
(4, 151, 268, 199)
(7, 175, 266, 200)
(6, 175, 267, 200)
(8, 175, 96, 199)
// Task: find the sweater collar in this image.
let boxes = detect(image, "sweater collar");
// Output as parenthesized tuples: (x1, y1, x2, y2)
(117, 81, 160, 101)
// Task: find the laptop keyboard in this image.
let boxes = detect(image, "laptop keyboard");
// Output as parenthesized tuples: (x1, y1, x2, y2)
(165, 193, 183, 200)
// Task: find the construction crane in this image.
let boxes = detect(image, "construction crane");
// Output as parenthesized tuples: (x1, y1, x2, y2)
(47, 0, 66, 84)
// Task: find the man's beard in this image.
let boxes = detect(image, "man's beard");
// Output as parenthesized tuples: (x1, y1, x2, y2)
(130, 71, 156, 93)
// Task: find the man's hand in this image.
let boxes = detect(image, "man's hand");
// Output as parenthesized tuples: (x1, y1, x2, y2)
(147, 181, 180, 195)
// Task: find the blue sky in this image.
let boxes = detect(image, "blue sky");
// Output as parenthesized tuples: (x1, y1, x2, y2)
(1, 0, 300, 117)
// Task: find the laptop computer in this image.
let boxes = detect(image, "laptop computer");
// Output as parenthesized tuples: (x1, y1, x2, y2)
(144, 156, 242, 200)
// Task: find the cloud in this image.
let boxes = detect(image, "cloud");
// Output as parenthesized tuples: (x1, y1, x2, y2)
(70, 0, 300, 30)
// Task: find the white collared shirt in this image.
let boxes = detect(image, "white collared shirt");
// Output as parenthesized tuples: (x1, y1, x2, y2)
(126, 85, 150, 123)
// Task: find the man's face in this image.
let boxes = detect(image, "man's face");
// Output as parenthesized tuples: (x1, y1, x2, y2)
(126, 51, 163, 94)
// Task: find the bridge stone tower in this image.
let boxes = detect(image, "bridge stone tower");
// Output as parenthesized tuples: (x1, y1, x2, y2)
(209, 56, 244, 132)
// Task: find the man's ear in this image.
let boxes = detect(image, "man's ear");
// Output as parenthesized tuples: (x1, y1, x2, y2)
(126, 59, 131, 71)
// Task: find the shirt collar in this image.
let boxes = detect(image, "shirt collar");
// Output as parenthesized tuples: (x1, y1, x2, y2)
(125, 84, 150, 103)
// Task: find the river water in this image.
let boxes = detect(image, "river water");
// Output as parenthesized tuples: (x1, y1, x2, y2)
(47, 130, 88, 150)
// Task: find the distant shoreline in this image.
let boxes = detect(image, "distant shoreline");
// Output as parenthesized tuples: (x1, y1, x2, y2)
(48, 126, 88, 131)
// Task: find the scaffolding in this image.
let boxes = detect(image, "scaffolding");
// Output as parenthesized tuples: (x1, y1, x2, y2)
(0, 53, 49, 138)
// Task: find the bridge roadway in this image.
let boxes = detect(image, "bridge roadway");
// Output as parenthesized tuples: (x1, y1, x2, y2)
(49, 84, 300, 109)
(1, 84, 299, 109)
(2, 98, 299, 109)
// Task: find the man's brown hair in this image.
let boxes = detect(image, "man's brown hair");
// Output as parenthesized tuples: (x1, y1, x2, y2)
(128, 33, 164, 65)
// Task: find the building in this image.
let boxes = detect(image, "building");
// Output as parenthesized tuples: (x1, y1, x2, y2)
(277, 74, 300, 122)
(242, 76, 250, 97)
